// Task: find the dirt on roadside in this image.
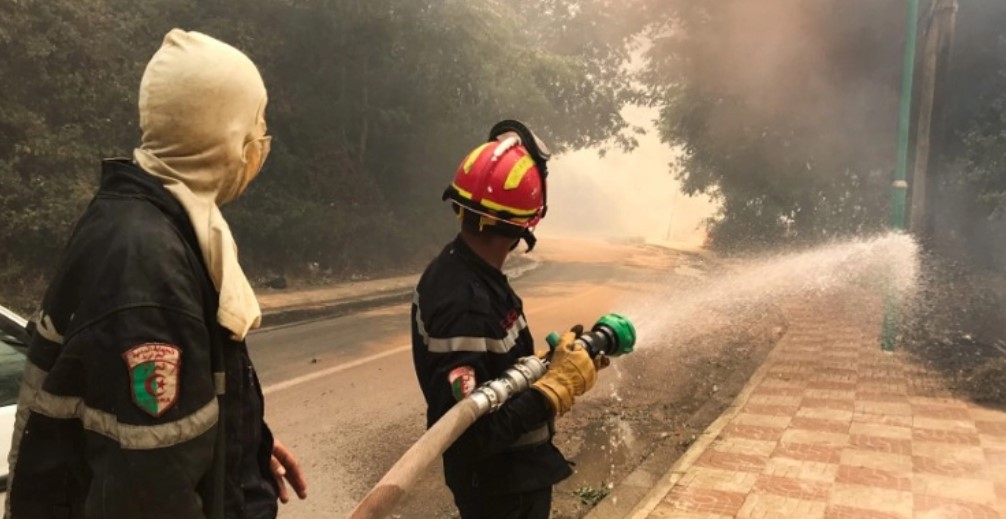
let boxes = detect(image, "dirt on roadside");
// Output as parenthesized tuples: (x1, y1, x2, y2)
(547, 302, 787, 518)
(902, 258, 1006, 405)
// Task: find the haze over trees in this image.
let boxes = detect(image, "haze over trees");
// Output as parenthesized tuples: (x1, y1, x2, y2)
(1, 0, 1003, 310)
(0, 0, 641, 304)
(640, 0, 1005, 264)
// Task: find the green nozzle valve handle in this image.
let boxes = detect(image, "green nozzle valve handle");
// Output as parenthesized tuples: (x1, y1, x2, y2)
(544, 313, 636, 358)
(594, 313, 636, 357)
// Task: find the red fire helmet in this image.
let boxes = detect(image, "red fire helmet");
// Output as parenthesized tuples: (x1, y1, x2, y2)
(442, 139, 545, 229)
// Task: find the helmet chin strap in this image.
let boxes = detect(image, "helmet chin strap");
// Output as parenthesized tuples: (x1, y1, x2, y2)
(456, 204, 538, 253)
(509, 228, 537, 253)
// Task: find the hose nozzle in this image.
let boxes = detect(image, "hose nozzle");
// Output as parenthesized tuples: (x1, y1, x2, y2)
(546, 313, 637, 358)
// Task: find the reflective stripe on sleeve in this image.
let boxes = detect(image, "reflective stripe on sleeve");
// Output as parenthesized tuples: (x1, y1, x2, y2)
(427, 336, 507, 353)
(415, 293, 528, 354)
(214, 372, 226, 395)
(32, 311, 65, 345)
(422, 313, 527, 354)
(19, 361, 219, 450)
(6, 359, 45, 516)
(413, 291, 430, 347)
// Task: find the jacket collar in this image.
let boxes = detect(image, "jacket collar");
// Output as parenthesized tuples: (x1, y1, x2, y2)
(98, 158, 195, 240)
(450, 234, 508, 283)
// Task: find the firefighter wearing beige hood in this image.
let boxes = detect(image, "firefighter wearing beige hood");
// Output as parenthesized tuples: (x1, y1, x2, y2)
(5, 30, 304, 519)
(135, 28, 269, 340)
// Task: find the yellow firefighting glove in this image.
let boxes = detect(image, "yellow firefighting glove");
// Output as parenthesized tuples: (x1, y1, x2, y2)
(532, 331, 598, 416)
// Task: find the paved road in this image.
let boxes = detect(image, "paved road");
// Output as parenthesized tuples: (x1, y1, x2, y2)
(248, 240, 682, 518)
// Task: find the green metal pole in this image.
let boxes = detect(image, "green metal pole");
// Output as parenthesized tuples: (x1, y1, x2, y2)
(891, 0, 919, 229)
(883, 0, 920, 352)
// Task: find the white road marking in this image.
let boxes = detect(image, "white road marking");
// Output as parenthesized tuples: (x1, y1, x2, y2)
(263, 345, 410, 396)
(261, 285, 606, 395)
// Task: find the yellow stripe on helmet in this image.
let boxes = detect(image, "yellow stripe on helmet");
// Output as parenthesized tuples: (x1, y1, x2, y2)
(451, 183, 474, 199)
(462, 143, 493, 174)
(503, 155, 535, 190)
(480, 197, 540, 217)
(450, 183, 539, 217)
(455, 205, 534, 227)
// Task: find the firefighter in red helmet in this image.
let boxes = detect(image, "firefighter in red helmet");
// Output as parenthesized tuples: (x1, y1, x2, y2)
(411, 120, 600, 518)
(441, 120, 549, 251)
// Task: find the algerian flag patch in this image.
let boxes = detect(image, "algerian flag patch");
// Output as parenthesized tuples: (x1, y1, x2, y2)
(448, 366, 476, 401)
(123, 343, 181, 417)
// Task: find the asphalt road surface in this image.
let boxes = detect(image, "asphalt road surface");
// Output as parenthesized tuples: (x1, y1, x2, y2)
(249, 238, 701, 518)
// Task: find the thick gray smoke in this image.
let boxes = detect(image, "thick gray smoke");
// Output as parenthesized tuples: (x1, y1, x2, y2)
(543, 104, 716, 247)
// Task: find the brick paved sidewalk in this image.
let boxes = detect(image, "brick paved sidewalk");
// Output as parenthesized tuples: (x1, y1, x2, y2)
(629, 295, 1006, 519)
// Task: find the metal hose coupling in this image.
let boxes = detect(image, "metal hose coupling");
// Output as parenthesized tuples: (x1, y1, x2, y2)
(469, 356, 548, 414)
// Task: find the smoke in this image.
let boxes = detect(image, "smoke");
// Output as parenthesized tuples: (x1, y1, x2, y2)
(542, 103, 717, 247)
(541, 1, 1004, 257)
(542, 1, 914, 249)
(692, 0, 904, 164)
(628, 1, 920, 249)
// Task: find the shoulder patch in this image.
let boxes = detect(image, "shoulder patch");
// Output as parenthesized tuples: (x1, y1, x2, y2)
(123, 343, 182, 417)
(448, 366, 477, 401)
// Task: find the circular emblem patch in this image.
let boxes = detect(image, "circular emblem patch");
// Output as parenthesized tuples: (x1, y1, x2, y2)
(448, 366, 477, 402)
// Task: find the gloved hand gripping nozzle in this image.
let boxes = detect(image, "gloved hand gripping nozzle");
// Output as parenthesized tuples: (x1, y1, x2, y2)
(544, 313, 637, 359)
(468, 313, 637, 415)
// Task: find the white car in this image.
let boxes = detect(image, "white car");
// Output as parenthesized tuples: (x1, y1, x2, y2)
(0, 306, 28, 485)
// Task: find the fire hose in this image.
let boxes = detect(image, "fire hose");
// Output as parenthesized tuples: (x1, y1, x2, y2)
(347, 313, 637, 519)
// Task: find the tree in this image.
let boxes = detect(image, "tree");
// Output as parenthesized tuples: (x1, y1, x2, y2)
(954, 2, 1006, 215)
(0, 0, 640, 306)
(0, 0, 150, 300)
(639, 1, 909, 250)
(637, 0, 1006, 255)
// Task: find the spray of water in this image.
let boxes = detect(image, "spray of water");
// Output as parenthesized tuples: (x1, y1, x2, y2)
(620, 232, 921, 347)
(587, 232, 921, 493)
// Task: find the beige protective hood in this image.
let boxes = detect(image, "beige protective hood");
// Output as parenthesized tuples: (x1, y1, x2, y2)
(134, 29, 268, 340)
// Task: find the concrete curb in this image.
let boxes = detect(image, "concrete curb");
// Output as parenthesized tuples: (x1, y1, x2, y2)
(253, 255, 542, 333)
(255, 289, 415, 333)
(584, 330, 786, 519)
